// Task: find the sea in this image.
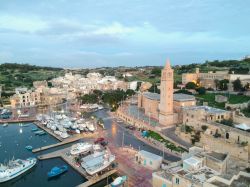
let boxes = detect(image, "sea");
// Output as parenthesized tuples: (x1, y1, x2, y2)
(0, 123, 86, 187)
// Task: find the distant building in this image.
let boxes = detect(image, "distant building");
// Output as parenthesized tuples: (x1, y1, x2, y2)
(33, 80, 48, 89)
(136, 150, 163, 170)
(10, 90, 41, 108)
(182, 68, 250, 89)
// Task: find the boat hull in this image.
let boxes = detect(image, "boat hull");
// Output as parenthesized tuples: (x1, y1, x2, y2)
(0, 158, 37, 183)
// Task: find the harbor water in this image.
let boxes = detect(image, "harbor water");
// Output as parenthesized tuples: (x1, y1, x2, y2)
(0, 123, 85, 187)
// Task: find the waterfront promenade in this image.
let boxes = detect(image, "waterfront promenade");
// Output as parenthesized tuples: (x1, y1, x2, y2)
(0, 117, 36, 124)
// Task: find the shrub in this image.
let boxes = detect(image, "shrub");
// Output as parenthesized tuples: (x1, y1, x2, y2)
(201, 125, 208, 131)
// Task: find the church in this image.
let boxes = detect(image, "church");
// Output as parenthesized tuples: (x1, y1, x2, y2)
(138, 60, 196, 127)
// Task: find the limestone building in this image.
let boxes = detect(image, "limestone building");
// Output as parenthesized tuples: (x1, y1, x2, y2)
(182, 68, 250, 89)
(137, 60, 196, 127)
(152, 146, 250, 187)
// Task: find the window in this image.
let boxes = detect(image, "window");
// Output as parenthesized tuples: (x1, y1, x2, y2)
(226, 133, 229, 139)
(176, 178, 180, 184)
(162, 184, 167, 187)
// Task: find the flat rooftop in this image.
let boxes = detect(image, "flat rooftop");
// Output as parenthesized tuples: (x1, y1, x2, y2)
(206, 151, 227, 162)
(139, 150, 163, 161)
(183, 105, 229, 114)
(142, 92, 195, 102)
(174, 93, 196, 102)
(211, 175, 250, 187)
(143, 92, 160, 101)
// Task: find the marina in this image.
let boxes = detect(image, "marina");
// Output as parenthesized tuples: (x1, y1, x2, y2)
(0, 122, 85, 187)
(38, 145, 118, 186)
(0, 109, 179, 187)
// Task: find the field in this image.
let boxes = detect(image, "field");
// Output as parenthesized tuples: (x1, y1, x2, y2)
(0, 65, 64, 92)
(196, 93, 250, 109)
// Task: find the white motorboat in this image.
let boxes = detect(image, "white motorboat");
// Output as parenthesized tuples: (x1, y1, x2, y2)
(0, 157, 37, 183)
(54, 130, 62, 136)
(2, 123, 8, 127)
(70, 142, 93, 155)
(75, 129, 80, 134)
(86, 123, 95, 132)
(71, 123, 79, 129)
(83, 152, 115, 175)
(81, 151, 104, 164)
(60, 132, 69, 139)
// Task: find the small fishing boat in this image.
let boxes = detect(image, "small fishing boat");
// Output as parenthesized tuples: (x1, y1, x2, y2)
(34, 130, 45, 135)
(47, 165, 68, 178)
(3, 123, 8, 127)
(111, 176, 127, 187)
(34, 130, 46, 136)
(38, 131, 46, 136)
(21, 124, 30, 127)
(25, 145, 33, 151)
(31, 127, 38, 131)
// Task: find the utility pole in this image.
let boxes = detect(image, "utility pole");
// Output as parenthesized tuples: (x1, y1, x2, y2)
(122, 132, 125, 147)
(137, 108, 139, 120)
(163, 145, 165, 159)
(149, 112, 151, 126)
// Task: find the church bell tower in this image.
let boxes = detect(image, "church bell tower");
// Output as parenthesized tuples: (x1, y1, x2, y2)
(159, 59, 175, 126)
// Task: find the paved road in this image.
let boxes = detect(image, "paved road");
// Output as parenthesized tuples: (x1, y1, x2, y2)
(161, 127, 192, 148)
(93, 109, 180, 162)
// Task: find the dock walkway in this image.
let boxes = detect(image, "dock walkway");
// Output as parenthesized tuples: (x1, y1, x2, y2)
(0, 118, 36, 124)
(34, 122, 63, 141)
(77, 169, 117, 187)
(32, 136, 81, 153)
(38, 147, 117, 186)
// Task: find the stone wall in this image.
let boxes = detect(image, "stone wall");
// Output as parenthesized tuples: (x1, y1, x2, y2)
(200, 134, 249, 162)
(225, 101, 249, 110)
(234, 115, 250, 125)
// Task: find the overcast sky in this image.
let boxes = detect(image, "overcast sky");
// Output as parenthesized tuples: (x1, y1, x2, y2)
(0, 0, 250, 68)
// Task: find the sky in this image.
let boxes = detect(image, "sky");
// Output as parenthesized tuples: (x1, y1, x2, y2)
(0, 0, 250, 68)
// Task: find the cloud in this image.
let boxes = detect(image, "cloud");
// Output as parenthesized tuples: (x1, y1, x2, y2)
(0, 15, 47, 33)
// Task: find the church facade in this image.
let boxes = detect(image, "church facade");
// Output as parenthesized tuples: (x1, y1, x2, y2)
(138, 60, 196, 127)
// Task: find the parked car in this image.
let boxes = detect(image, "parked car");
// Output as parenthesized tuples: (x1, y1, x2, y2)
(94, 137, 105, 144)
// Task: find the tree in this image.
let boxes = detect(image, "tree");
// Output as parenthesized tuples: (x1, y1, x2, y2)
(174, 89, 193, 95)
(185, 82, 197, 89)
(126, 89, 135, 96)
(148, 83, 160, 94)
(151, 68, 162, 77)
(214, 79, 219, 90)
(233, 78, 242, 91)
(196, 87, 206, 95)
(244, 82, 250, 90)
(219, 79, 229, 90)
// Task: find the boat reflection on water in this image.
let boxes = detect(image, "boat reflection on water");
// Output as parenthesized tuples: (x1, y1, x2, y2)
(19, 128, 23, 134)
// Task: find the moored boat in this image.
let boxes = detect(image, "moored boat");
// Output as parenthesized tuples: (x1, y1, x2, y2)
(3, 123, 8, 127)
(47, 165, 68, 178)
(25, 145, 33, 151)
(0, 157, 37, 183)
(111, 176, 127, 187)
(31, 127, 38, 131)
(70, 142, 92, 155)
(83, 152, 115, 175)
